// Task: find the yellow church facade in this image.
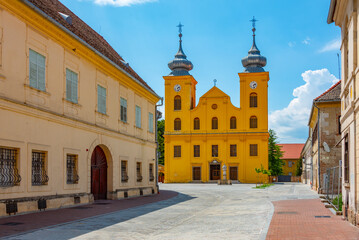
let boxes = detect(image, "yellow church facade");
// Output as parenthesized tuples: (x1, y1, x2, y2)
(164, 23, 269, 183)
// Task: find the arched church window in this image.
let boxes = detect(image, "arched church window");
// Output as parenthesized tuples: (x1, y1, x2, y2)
(174, 118, 181, 130)
(194, 118, 200, 130)
(250, 116, 257, 128)
(174, 95, 181, 110)
(250, 93, 257, 108)
(212, 117, 218, 130)
(230, 117, 237, 129)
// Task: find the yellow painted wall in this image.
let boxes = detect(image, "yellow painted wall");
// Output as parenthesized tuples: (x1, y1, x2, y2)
(0, 0, 159, 206)
(164, 72, 269, 183)
(282, 159, 298, 176)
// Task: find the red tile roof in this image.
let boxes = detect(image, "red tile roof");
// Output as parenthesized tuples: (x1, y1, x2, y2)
(25, 0, 156, 94)
(314, 80, 341, 102)
(278, 144, 305, 159)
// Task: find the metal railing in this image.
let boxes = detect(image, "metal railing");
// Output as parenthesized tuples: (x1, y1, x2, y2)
(323, 162, 342, 211)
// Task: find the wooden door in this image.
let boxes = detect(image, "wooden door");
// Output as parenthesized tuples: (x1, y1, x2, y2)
(210, 164, 220, 180)
(230, 167, 238, 180)
(91, 146, 107, 200)
(193, 167, 201, 181)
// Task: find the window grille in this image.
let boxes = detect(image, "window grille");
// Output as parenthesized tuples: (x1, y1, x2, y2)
(121, 161, 128, 182)
(149, 164, 154, 181)
(174, 95, 181, 110)
(120, 98, 127, 122)
(174, 146, 181, 157)
(29, 49, 46, 91)
(66, 154, 79, 184)
(0, 148, 21, 187)
(344, 135, 349, 183)
(136, 162, 142, 182)
(230, 145, 237, 157)
(230, 117, 236, 129)
(194, 118, 200, 130)
(32, 151, 49, 185)
(174, 118, 181, 130)
(97, 85, 106, 114)
(149, 112, 154, 133)
(135, 105, 141, 128)
(212, 117, 218, 130)
(212, 145, 218, 157)
(250, 93, 257, 108)
(250, 116, 257, 128)
(194, 145, 200, 157)
(250, 144, 258, 156)
(66, 68, 78, 104)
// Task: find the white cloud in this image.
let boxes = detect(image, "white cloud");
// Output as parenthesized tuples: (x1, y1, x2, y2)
(319, 38, 341, 53)
(269, 69, 339, 143)
(92, 0, 157, 7)
(302, 37, 310, 45)
(288, 41, 296, 48)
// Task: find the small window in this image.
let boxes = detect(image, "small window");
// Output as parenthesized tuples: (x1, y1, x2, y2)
(250, 93, 257, 108)
(32, 151, 49, 185)
(212, 145, 218, 157)
(174, 145, 181, 157)
(194, 145, 200, 157)
(194, 118, 200, 130)
(174, 118, 181, 131)
(149, 163, 154, 181)
(288, 172, 292, 176)
(344, 134, 349, 183)
(97, 85, 107, 114)
(230, 144, 237, 157)
(338, 115, 341, 134)
(212, 104, 217, 110)
(149, 112, 154, 133)
(136, 162, 142, 182)
(120, 98, 127, 122)
(230, 117, 237, 129)
(29, 49, 46, 91)
(212, 117, 218, 130)
(66, 154, 79, 184)
(250, 116, 257, 128)
(174, 95, 181, 110)
(135, 105, 141, 128)
(0, 147, 21, 187)
(250, 144, 258, 156)
(66, 68, 78, 104)
(288, 161, 293, 168)
(121, 161, 128, 182)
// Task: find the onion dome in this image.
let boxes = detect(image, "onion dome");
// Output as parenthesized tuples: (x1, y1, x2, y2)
(168, 23, 193, 76)
(242, 17, 267, 73)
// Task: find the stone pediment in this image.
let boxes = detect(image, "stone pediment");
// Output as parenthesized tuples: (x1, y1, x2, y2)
(200, 86, 229, 99)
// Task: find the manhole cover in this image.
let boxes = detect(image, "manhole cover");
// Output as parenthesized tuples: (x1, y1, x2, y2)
(277, 211, 298, 214)
(315, 215, 331, 218)
(72, 206, 92, 209)
(94, 202, 111, 205)
(1, 222, 24, 226)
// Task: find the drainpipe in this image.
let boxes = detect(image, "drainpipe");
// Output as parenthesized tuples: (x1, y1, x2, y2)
(313, 103, 321, 192)
(155, 97, 164, 193)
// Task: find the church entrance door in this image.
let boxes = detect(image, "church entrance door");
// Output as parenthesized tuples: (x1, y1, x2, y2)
(210, 164, 221, 180)
(91, 146, 107, 200)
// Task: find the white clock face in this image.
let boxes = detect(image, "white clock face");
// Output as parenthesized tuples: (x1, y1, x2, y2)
(174, 84, 181, 92)
(250, 81, 257, 89)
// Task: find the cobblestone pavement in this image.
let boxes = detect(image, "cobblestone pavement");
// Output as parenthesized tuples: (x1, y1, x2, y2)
(2, 183, 322, 240)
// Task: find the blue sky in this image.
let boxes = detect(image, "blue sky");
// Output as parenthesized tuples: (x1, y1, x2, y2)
(60, 0, 341, 143)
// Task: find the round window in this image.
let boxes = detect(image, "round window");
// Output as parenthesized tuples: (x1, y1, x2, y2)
(212, 104, 218, 110)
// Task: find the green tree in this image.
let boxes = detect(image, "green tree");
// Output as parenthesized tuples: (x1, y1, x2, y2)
(295, 158, 302, 176)
(157, 119, 165, 165)
(268, 129, 283, 176)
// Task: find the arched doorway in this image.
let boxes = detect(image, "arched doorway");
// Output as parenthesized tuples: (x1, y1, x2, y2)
(91, 146, 107, 200)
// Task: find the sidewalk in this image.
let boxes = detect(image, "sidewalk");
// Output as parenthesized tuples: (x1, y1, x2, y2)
(266, 198, 359, 240)
(0, 190, 178, 239)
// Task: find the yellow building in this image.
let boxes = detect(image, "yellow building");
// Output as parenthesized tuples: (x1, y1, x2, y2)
(0, 0, 160, 216)
(164, 23, 269, 183)
(278, 144, 304, 176)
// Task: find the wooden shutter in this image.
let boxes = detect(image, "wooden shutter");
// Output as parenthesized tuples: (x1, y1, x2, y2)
(97, 85, 106, 114)
(29, 49, 38, 89)
(136, 105, 141, 128)
(149, 113, 154, 133)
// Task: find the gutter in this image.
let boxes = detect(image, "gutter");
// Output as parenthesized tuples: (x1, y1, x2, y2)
(21, 0, 161, 100)
(327, 0, 337, 24)
(313, 103, 321, 192)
